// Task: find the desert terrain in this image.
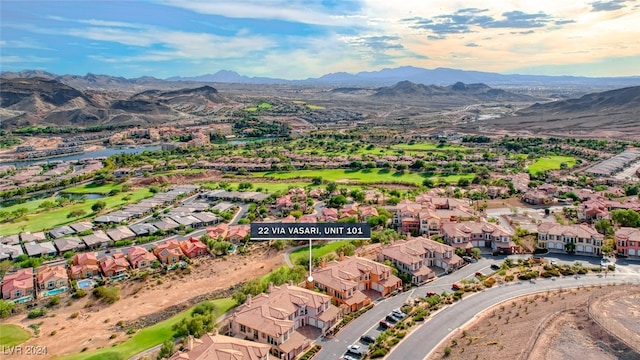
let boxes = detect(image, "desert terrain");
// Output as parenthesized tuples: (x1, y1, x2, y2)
(5, 243, 286, 359)
(429, 285, 640, 360)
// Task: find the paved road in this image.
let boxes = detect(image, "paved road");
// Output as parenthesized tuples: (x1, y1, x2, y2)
(315, 259, 493, 360)
(386, 272, 640, 360)
(315, 256, 640, 360)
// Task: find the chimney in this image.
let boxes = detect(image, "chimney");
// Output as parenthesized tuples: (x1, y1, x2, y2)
(339, 251, 345, 261)
(268, 282, 273, 293)
(186, 335, 194, 351)
(246, 294, 252, 306)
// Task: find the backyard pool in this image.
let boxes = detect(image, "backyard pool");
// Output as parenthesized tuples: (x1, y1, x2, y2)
(77, 279, 95, 289)
(42, 287, 67, 297)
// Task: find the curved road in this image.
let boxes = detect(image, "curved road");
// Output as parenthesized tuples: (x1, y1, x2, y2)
(315, 270, 640, 360)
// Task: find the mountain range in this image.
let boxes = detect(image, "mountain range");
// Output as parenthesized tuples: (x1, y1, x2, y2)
(3, 66, 639, 89)
(0, 77, 227, 128)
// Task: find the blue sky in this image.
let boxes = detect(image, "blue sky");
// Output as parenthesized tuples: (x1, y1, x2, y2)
(1, 0, 639, 79)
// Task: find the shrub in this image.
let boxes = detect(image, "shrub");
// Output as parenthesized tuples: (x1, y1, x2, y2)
(73, 289, 87, 298)
(444, 346, 452, 357)
(371, 348, 389, 358)
(504, 275, 515, 282)
(47, 296, 60, 307)
(28, 307, 47, 319)
(483, 278, 496, 287)
(93, 286, 121, 304)
(70, 312, 79, 319)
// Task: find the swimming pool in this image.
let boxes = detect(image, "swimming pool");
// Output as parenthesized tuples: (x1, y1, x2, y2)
(42, 287, 67, 297)
(77, 279, 95, 289)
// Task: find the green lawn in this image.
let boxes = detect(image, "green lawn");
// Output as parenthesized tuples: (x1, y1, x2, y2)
(0, 324, 31, 347)
(528, 156, 576, 174)
(0, 188, 153, 235)
(391, 142, 469, 152)
(254, 169, 474, 186)
(289, 240, 352, 266)
(245, 102, 272, 112)
(62, 183, 122, 195)
(58, 297, 237, 360)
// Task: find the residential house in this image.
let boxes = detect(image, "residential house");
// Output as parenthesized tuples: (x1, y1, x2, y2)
(207, 223, 229, 240)
(49, 225, 75, 239)
(339, 203, 359, 219)
(441, 221, 515, 254)
(69, 222, 94, 233)
(99, 253, 130, 278)
(393, 196, 474, 236)
(128, 223, 158, 236)
(615, 227, 640, 258)
(377, 236, 463, 285)
(179, 237, 209, 258)
(0, 243, 24, 261)
(169, 334, 271, 360)
(522, 190, 551, 205)
(70, 252, 101, 280)
(359, 206, 379, 221)
(537, 223, 604, 256)
(36, 264, 69, 297)
(81, 230, 111, 249)
(1, 268, 34, 302)
(20, 232, 47, 243)
(106, 226, 136, 242)
(127, 246, 158, 269)
(23, 241, 57, 257)
(153, 240, 184, 264)
(228, 225, 250, 243)
(54, 236, 86, 253)
(311, 255, 401, 312)
(151, 218, 181, 232)
(321, 207, 338, 222)
(229, 283, 341, 360)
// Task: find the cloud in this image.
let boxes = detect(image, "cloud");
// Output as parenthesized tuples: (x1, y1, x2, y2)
(465, 42, 480, 47)
(590, 0, 631, 12)
(346, 35, 405, 51)
(402, 8, 570, 37)
(158, 0, 360, 26)
(0, 39, 54, 51)
(1, 55, 54, 63)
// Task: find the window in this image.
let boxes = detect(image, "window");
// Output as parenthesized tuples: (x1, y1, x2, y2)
(240, 325, 246, 333)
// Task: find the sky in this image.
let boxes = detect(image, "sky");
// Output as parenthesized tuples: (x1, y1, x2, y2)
(1, 0, 639, 79)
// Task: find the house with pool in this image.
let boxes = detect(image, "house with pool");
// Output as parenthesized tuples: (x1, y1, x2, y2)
(36, 264, 69, 298)
(1, 268, 35, 303)
(70, 252, 101, 280)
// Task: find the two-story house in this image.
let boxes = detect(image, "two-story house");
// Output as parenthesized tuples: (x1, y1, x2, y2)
(126, 246, 158, 269)
(169, 333, 271, 360)
(229, 283, 340, 360)
(153, 240, 184, 265)
(36, 264, 69, 297)
(537, 223, 604, 256)
(99, 252, 130, 278)
(311, 255, 401, 312)
(1, 268, 35, 302)
(615, 227, 640, 258)
(70, 252, 101, 280)
(180, 237, 209, 258)
(377, 236, 463, 285)
(441, 221, 515, 254)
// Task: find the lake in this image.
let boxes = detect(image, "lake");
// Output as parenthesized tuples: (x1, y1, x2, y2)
(4, 145, 162, 167)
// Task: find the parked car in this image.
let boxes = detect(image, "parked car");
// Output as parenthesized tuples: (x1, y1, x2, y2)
(386, 314, 399, 323)
(550, 259, 558, 265)
(340, 354, 359, 360)
(490, 264, 501, 270)
(360, 335, 376, 344)
(426, 291, 437, 297)
(347, 344, 365, 355)
(452, 283, 463, 290)
(379, 320, 394, 329)
(475, 271, 484, 277)
(392, 309, 406, 319)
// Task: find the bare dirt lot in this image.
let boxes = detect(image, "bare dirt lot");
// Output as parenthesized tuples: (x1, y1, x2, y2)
(5, 244, 286, 359)
(429, 285, 640, 360)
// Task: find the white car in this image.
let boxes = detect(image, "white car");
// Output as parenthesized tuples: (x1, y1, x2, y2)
(347, 344, 364, 355)
(392, 309, 406, 319)
(550, 259, 558, 265)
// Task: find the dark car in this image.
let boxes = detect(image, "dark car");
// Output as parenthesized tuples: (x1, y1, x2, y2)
(360, 335, 376, 344)
(490, 264, 501, 270)
(452, 283, 463, 290)
(386, 314, 399, 323)
(379, 320, 394, 329)
(426, 291, 437, 297)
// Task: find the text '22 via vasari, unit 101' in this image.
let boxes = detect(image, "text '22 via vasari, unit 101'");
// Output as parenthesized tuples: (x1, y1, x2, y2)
(250, 223, 371, 240)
